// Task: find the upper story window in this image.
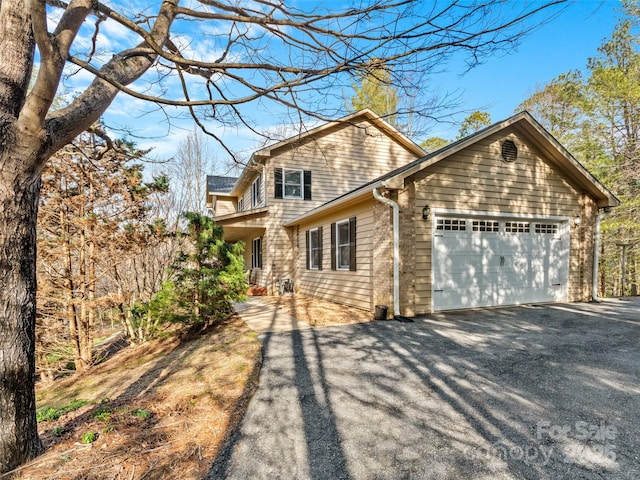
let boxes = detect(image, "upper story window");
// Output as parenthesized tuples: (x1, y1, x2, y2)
(237, 197, 244, 212)
(251, 174, 262, 208)
(274, 168, 312, 200)
(284, 169, 302, 198)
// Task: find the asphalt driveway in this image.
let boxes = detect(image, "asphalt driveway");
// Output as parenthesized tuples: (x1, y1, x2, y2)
(210, 299, 640, 479)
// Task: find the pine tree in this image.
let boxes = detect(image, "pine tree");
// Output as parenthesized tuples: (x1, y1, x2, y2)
(37, 128, 168, 372)
(145, 213, 248, 326)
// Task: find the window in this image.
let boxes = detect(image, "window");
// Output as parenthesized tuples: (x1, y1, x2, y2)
(251, 237, 262, 269)
(472, 220, 499, 232)
(535, 223, 558, 234)
(306, 227, 322, 270)
(436, 218, 466, 231)
(237, 197, 244, 212)
(283, 169, 302, 198)
(505, 221, 530, 233)
(274, 168, 312, 200)
(251, 174, 262, 208)
(331, 217, 356, 271)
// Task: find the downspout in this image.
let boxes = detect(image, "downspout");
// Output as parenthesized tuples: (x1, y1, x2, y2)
(592, 207, 611, 302)
(373, 186, 400, 317)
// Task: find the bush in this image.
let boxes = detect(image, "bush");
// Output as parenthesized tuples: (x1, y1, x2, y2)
(37, 399, 90, 422)
(134, 213, 248, 332)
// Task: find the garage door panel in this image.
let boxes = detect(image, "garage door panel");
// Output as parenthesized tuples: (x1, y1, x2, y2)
(433, 215, 569, 311)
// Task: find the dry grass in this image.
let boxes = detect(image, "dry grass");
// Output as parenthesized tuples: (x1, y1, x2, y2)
(261, 293, 373, 327)
(11, 315, 261, 480)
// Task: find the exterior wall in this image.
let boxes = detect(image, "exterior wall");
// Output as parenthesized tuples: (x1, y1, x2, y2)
(216, 118, 421, 292)
(406, 126, 598, 314)
(236, 173, 266, 213)
(372, 201, 393, 316)
(579, 192, 597, 301)
(214, 196, 237, 216)
(397, 185, 417, 317)
(296, 199, 375, 311)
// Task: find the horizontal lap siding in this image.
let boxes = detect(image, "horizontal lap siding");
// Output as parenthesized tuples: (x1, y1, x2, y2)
(262, 120, 419, 291)
(267, 121, 419, 207)
(411, 128, 587, 314)
(297, 202, 374, 311)
(215, 198, 236, 216)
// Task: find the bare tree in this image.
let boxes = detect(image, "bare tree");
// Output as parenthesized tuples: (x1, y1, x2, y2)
(0, 0, 567, 471)
(170, 129, 217, 217)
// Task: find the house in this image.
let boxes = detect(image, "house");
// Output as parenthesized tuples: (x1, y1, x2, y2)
(206, 109, 426, 295)
(207, 110, 619, 316)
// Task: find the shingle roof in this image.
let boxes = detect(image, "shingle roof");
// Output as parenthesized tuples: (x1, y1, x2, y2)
(207, 175, 238, 194)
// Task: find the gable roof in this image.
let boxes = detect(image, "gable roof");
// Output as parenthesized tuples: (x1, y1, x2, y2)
(228, 109, 426, 196)
(207, 175, 238, 195)
(253, 108, 426, 159)
(286, 111, 620, 226)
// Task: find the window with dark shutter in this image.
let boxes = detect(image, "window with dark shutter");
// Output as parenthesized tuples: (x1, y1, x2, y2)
(333, 217, 355, 270)
(330, 222, 336, 270)
(317, 226, 323, 270)
(274, 168, 283, 199)
(349, 217, 356, 271)
(304, 171, 312, 200)
(307, 227, 321, 269)
(275, 168, 311, 200)
(305, 230, 310, 269)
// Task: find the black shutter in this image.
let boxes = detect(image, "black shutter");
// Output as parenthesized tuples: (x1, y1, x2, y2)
(303, 170, 312, 200)
(330, 222, 336, 270)
(305, 230, 310, 270)
(274, 168, 283, 199)
(318, 226, 323, 270)
(258, 238, 262, 269)
(349, 217, 356, 271)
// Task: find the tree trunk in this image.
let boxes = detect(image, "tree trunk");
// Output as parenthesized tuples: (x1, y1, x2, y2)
(0, 0, 177, 471)
(0, 165, 44, 471)
(62, 209, 82, 370)
(87, 232, 96, 365)
(599, 240, 606, 297)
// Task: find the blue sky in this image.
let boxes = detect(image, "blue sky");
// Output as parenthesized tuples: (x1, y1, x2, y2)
(92, 1, 625, 164)
(426, 0, 622, 139)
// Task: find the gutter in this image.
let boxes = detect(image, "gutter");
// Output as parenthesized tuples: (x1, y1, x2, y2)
(372, 186, 400, 318)
(592, 207, 611, 302)
(284, 180, 384, 227)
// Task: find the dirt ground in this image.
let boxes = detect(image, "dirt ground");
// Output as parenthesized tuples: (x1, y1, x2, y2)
(11, 315, 261, 480)
(260, 293, 374, 327)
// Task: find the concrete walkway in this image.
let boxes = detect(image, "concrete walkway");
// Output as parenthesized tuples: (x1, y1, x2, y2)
(233, 296, 311, 333)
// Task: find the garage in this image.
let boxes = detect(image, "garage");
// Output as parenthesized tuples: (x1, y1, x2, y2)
(432, 214, 570, 311)
(281, 112, 620, 317)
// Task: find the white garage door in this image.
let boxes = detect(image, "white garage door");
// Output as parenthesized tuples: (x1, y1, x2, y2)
(432, 215, 569, 311)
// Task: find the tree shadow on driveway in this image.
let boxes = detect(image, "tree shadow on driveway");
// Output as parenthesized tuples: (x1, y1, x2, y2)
(210, 299, 640, 479)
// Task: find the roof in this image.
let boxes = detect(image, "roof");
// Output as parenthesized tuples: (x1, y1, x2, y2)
(229, 109, 426, 196)
(253, 108, 425, 159)
(207, 175, 238, 195)
(286, 111, 620, 226)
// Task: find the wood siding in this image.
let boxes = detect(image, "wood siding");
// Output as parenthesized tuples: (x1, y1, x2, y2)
(408, 127, 597, 314)
(297, 200, 375, 311)
(215, 197, 236, 216)
(217, 119, 420, 292)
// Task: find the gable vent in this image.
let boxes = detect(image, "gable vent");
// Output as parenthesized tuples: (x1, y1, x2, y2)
(501, 140, 518, 162)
